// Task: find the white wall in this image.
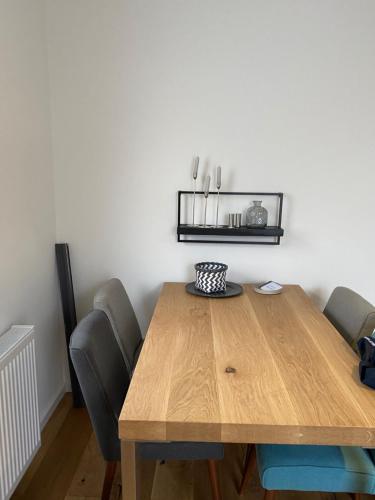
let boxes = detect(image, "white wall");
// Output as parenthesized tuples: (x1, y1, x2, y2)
(46, 0, 375, 333)
(0, 1, 66, 424)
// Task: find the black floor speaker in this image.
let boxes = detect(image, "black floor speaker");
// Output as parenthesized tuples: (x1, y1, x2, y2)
(55, 243, 85, 407)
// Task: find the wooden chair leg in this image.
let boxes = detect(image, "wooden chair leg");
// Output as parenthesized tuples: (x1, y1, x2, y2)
(102, 461, 117, 500)
(243, 443, 252, 467)
(207, 459, 221, 500)
(239, 444, 256, 495)
(264, 490, 276, 500)
(349, 494, 361, 500)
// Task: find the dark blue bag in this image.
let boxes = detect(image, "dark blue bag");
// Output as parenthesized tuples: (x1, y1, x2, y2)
(357, 336, 375, 389)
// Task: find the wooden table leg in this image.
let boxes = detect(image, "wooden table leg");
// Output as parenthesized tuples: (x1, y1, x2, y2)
(121, 441, 140, 500)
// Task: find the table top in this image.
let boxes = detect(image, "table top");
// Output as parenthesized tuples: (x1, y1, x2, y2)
(119, 283, 375, 446)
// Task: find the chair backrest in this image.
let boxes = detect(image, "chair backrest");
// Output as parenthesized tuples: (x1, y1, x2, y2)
(324, 287, 375, 349)
(69, 309, 130, 462)
(93, 278, 142, 374)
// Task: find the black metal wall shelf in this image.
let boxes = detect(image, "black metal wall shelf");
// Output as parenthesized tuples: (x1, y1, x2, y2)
(177, 191, 284, 245)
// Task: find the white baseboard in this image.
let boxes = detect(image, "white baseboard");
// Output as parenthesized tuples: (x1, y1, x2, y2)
(39, 385, 67, 430)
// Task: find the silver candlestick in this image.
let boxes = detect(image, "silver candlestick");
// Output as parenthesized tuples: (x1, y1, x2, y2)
(191, 156, 199, 226)
(215, 166, 221, 227)
(203, 175, 210, 227)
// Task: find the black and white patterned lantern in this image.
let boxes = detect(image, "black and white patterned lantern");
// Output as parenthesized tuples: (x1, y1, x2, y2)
(194, 262, 228, 294)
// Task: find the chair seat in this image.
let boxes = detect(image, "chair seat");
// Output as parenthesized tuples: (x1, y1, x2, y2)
(140, 442, 224, 461)
(257, 444, 375, 494)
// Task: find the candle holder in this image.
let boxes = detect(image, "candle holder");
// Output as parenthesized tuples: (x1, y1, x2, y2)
(203, 175, 210, 227)
(190, 157, 199, 226)
(216, 166, 221, 227)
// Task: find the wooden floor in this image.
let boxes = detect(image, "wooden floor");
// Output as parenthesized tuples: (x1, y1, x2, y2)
(12, 394, 373, 500)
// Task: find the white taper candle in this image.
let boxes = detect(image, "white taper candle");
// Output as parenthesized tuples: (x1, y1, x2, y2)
(204, 175, 211, 198)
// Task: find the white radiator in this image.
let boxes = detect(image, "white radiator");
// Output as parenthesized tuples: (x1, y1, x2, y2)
(0, 325, 40, 500)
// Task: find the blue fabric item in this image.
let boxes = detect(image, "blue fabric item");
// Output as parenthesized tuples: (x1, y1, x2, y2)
(257, 444, 375, 494)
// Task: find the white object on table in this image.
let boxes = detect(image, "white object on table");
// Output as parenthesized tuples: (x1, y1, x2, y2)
(254, 281, 283, 295)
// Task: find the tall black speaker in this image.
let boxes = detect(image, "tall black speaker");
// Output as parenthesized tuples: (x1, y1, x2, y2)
(55, 243, 85, 407)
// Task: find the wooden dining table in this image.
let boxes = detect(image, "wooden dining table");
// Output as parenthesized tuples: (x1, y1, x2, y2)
(119, 282, 375, 499)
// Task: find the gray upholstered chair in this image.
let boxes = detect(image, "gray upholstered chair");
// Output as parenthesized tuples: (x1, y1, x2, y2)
(324, 286, 375, 350)
(93, 278, 143, 376)
(70, 310, 223, 500)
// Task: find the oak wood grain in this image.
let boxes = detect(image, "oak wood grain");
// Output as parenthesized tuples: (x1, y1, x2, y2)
(119, 283, 375, 447)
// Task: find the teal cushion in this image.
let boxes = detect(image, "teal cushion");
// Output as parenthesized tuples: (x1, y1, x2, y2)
(257, 444, 375, 494)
